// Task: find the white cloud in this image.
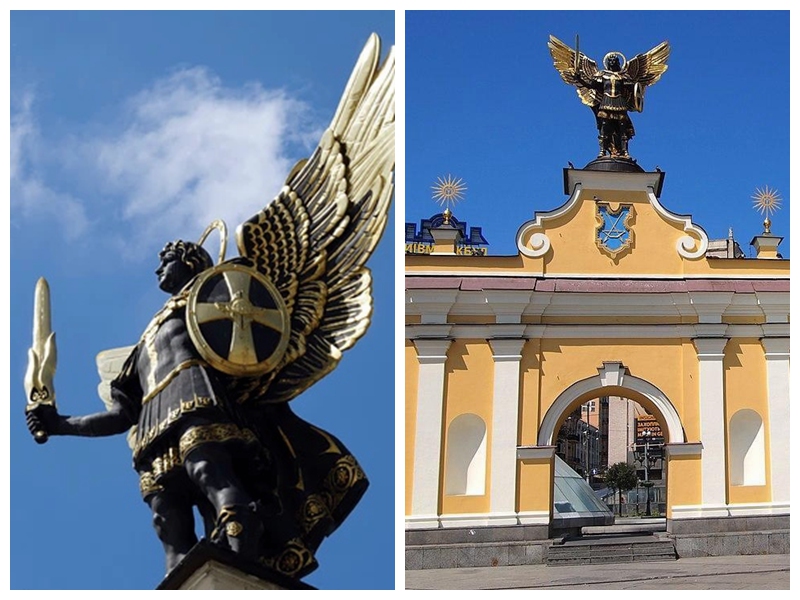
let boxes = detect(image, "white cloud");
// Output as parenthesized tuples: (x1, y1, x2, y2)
(11, 67, 323, 258)
(11, 92, 91, 240)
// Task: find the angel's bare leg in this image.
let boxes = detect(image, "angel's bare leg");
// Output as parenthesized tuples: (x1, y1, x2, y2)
(147, 489, 197, 573)
(184, 444, 263, 559)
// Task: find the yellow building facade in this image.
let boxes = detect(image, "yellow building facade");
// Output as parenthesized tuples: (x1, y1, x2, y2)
(405, 167, 789, 567)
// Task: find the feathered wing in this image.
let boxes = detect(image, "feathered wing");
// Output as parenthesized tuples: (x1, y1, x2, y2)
(624, 41, 670, 86)
(234, 33, 394, 404)
(96, 345, 138, 448)
(548, 35, 601, 108)
(622, 40, 670, 112)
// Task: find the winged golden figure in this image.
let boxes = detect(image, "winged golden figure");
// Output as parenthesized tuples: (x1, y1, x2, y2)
(548, 35, 670, 158)
(25, 33, 394, 581)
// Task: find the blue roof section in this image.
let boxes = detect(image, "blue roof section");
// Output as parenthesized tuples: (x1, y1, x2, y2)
(406, 213, 489, 246)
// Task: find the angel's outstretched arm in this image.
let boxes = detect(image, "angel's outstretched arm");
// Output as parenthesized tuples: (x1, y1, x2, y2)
(55, 406, 131, 437)
(26, 388, 135, 438)
(548, 35, 600, 106)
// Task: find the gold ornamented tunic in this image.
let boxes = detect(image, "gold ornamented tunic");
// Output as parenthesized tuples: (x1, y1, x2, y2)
(108, 291, 369, 579)
(111, 293, 258, 498)
(594, 71, 635, 136)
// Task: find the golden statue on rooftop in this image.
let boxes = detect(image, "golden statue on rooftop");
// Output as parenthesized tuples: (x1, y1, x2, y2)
(549, 35, 670, 161)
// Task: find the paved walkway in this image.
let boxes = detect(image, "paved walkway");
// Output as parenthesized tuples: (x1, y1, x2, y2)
(405, 554, 790, 590)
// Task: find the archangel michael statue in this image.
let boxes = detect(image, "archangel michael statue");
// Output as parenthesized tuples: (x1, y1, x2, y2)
(24, 33, 394, 581)
(548, 35, 670, 160)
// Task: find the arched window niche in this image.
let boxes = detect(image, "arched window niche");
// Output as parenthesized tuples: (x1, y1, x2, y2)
(729, 409, 766, 486)
(445, 413, 487, 496)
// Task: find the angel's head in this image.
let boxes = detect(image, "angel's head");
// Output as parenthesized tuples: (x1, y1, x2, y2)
(603, 52, 625, 72)
(156, 240, 213, 294)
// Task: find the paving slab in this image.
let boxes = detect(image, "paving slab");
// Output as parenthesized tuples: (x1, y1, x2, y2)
(405, 554, 789, 590)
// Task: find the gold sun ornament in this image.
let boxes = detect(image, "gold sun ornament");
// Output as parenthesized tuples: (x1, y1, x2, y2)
(432, 175, 467, 225)
(432, 175, 467, 208)
(752, 186, 783, 234)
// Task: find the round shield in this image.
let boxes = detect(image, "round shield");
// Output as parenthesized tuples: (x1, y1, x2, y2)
(186, 262, 290, 376)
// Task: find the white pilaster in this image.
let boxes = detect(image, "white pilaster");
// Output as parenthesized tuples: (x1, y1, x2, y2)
(487, 338, 526, 525)
(693, 336, 729, 515)
(409, 338, 452, 528)
(761, 336, 789, 504)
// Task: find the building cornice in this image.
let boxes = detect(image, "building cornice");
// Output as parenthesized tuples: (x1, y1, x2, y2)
(406, 322, 788, 341)
(405, 282, 788, 324)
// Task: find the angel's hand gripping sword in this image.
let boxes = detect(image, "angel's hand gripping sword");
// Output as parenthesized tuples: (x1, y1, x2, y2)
(24, 277, 58, 444)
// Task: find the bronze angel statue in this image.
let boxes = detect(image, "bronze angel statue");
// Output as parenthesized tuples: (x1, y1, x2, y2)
(24, 34, 394, 581)
(548, 35, 670, 158)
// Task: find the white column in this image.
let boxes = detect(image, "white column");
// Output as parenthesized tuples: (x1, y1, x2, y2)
(409, 338, 451, 528)
(761, 336, 790, 505)
(487, 338, 526, 525)
(693, 336, 729, 516)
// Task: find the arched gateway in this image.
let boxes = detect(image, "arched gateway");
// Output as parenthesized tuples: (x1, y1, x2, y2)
(537, 362, 684, 446)
(405, 167, 789, 569)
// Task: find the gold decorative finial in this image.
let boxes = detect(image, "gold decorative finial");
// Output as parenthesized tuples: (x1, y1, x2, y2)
(432, 174, 467, 210)
(752, 186, 782, 234)
(442, 207, 452, 225)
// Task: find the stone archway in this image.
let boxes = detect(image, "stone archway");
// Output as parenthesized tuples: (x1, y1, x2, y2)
(538, 361, 685, 446)
(536, 361, 686, 527)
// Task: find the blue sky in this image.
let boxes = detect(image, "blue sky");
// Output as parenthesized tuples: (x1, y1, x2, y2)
(5, 7, 795, 593)
(9, 11, 395, 590)
(405, 10, 790, 258)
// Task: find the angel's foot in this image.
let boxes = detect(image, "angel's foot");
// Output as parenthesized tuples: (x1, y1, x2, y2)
(212, 503, 264, 561)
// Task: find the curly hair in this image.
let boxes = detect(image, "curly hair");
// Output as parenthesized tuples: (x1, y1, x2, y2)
(160, 240, 213, 275)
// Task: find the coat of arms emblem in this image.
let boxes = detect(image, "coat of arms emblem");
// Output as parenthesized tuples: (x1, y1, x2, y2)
(596, 203, 634, 258)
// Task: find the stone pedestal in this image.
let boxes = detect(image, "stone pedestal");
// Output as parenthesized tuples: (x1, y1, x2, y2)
(429, 225, 462, 254)
(749, 233, 783, 259)
(157, 541, 315, 590)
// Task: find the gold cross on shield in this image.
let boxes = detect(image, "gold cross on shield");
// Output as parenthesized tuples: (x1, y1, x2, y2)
(194, 269, 283, 365)
(187, 263, 290, 376)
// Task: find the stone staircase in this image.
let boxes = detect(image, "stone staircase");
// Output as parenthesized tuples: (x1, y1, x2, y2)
(547, 533, 677, 566)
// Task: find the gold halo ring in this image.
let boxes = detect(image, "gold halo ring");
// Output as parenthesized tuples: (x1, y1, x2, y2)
(603, 51, 627, 70)
(197, 220, 228, 265)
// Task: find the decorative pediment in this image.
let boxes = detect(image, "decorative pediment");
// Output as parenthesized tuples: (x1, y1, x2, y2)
(515, 170, 709, 274)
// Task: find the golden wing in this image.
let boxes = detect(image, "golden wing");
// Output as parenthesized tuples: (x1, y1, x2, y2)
(624, 40, 670, 87)
(548, 35, 601, 108)
(621, 41, 670, 113)
(232, 33, 394, 404)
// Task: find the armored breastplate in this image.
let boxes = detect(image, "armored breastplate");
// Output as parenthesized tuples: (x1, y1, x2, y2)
(138, 306, 205, 402)
(599, 73, 627, 110)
